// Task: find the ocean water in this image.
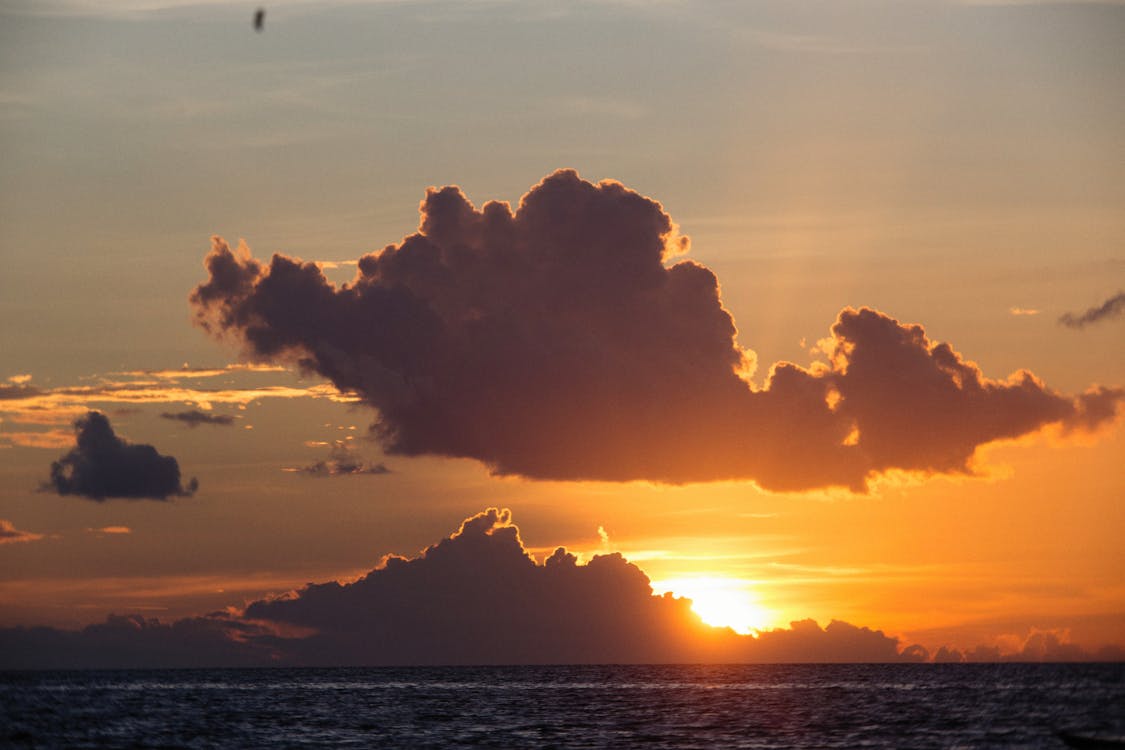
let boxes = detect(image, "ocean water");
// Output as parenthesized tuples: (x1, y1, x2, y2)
(2, 663, 1122, 749)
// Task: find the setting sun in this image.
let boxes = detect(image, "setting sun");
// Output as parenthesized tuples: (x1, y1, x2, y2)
(654, 577, 777, 635)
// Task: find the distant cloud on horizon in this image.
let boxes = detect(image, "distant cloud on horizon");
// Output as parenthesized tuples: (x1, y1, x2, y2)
(191, 170, 1123, 492)
(0, 508, 1118, 669)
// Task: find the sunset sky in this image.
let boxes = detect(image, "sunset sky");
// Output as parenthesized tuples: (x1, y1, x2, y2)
(1, 0, 1123, 663)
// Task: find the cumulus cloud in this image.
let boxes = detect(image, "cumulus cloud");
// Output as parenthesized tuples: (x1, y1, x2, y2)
(0, 508, 926, 667)
(0, 519, 44, 545)
(224, 509, 930, 665)
(284, 440, 390, 477)
(44, 411, 198, 501)
(160, 409, 235, 428)
(190, 170, 1121, 491)
(1059, 291, 1125, 329)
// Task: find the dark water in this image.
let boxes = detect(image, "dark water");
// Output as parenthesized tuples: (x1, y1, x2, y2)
(2, 663, 1122, 749)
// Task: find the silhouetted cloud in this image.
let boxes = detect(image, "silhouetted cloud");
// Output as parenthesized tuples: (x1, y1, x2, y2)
(0, 613, 277, 670)
(1059, 291, 1125, 329)
(0, 509, 1119, 668)
(284, 440, 390, 477)
(44, 411, 198, 501)
(191, 170, 1122, 491)
(0, 519, 44, 545)
(160, 409, 235, 428)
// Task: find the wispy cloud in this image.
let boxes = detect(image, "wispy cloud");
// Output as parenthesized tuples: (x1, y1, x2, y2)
(283, 440, 390, 477)
(0, 365, 353, 447)
(85, 526, 133, 535)
(160, 410, 236, 428)
(0, 519, 45, 545)
(1059, 292, 1125, 330)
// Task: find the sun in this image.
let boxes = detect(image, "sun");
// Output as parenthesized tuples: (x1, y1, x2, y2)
(653, 576, 776, 635)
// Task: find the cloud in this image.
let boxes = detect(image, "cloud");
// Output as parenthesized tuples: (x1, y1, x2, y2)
(238, 508, 928, 665)
(0, 508, 923, 667)
(0, 519, 44, 545)
(85, 526, 132, 535)
(0, 429, 74, 449)
(1059, 291, 1125, 329)
(0, 365, 350, 446)
(1008, 307, 1039, 317)
(283, 440, 390, 477)
(43, 411, 198, 501)
(160, 409, 235, 428)
(0, 613, 277, 670)
(190, 170, 1122, 491)
(0, 509, 1120, 668)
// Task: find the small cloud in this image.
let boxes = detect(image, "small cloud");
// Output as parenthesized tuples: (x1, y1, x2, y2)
(7, 374, 32, 385)
(160, 409, 235, 428)
(1008, 307, 1039, 317)
(44, 412, 198, 501)
(597, 525, 610, 547)
(1059, 291, 1125, 330)
(85, 526, 132, 535)
(284, 440, 390, 477)
(0, 519, 44, 545)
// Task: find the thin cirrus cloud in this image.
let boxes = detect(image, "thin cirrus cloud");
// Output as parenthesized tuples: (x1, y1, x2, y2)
(283, 440, 390, 477)
(43, 411, 198, 502)
(1058, 291, 1125, 330)
(0, 508, 1118, 669)
(0, 366, 352, 446)
(190, 169, 1123, 492)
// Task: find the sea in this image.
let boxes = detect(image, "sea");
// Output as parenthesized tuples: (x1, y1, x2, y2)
(2, 663, 1122, 749)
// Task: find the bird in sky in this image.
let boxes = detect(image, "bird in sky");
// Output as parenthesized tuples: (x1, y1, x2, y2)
(254, 8, 265, 32)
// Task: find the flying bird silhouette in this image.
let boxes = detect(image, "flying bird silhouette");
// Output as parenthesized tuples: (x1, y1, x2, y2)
(254, 8, 265, 32)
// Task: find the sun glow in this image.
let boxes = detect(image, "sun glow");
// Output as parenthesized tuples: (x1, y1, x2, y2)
(653, 576, 776, 635)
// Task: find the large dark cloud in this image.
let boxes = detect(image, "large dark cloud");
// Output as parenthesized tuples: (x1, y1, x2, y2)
(190, 170, 1121, 491)
(1059, 291, 1125, 329)
(44, 411, 198, 501)
(0, 509, 1118, 669)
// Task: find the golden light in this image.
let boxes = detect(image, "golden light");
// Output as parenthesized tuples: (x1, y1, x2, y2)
(653, 576, 776, 635)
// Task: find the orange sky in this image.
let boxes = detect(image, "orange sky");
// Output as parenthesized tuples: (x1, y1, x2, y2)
(1, 0, 1123, 665)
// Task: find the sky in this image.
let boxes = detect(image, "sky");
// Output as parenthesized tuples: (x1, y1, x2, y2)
(1, 0, 1123, 665)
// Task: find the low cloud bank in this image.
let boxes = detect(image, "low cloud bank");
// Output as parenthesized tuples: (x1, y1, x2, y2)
(43, 411, 197, 501)
(1, 509, 1117, 669)
(191, 170, 1121, 491)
